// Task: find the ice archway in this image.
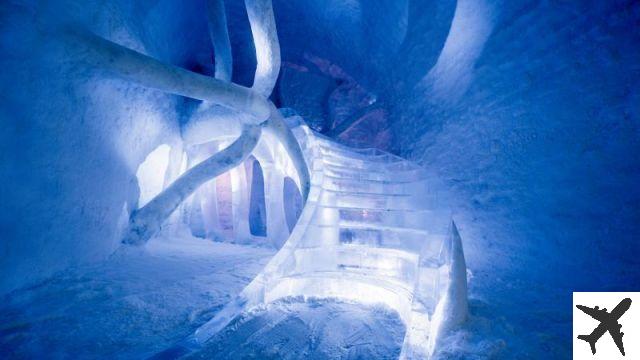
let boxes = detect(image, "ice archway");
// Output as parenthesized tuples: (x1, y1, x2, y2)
(136, 144, 172, 208)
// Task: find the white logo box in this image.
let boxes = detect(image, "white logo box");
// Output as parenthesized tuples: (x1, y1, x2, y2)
(573, 292, 640, 359)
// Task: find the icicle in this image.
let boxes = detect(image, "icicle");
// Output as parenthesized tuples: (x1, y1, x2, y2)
(245, 0, 281, 97)
(123, 125, 261, 245)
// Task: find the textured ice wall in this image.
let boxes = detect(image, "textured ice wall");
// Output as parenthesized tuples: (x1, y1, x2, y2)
(0, 0, 211, 293)
(266, 0, 639, 356)
(395, 0, 640, 286)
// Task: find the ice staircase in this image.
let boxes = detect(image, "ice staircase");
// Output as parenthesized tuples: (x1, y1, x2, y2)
(185, 115, 468, 359)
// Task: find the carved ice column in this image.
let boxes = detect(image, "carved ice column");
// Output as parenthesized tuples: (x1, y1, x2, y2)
(262, 162, 288, 248)
(231, 161, 252, 242)
(186, 147, 208, 238)
(163, 145, 187, 230)
(200, 178, 220, 240)
(198, 141, 221, 240)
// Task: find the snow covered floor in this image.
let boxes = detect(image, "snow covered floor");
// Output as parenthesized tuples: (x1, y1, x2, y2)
(0, 234, 408, 359)
(0, 231, 568, 359)
(0, 234, 275, 359)
(190, 299, 405, 359)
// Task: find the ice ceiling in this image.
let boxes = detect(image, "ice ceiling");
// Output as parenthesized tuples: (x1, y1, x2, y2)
(1, 0, 639, 358)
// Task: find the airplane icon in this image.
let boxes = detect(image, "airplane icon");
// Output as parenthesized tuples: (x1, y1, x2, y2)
(576, 297, 631, 356)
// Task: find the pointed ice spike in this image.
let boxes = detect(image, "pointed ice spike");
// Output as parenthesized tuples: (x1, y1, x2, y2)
(447, 220, 469, 325)
(427, 220, 468, 356)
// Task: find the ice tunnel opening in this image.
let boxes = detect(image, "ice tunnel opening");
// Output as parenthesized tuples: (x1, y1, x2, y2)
(135, 144, 172, 208)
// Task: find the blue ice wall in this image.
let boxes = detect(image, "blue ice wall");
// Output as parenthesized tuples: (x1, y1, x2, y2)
(0, 0, 638, 356)
(0, 0, 211, 293)
(393, 0, 640, 290)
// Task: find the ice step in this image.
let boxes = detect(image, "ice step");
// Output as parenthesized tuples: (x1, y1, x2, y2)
(323, 188, 414, 198)
(321, 175, 428, 194)
(290, 245, 420, 282)
(304, 224, 431, 250)
(322, 167, 428, 183)
(302, 220, 448, 255)
(321, 157, 417, 172)
(314, 207, 451, 231)
(313, 136, 385, 153)
(319, 148, 407, 164)
(320, 160, 421, 172)
(318, 190, 440, 211)
(335, 222, 430, 235)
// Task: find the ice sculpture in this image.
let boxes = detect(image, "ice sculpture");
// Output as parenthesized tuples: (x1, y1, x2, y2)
(62, 26, 309, 243)
(192, 116, 468, 359)
(60, 1, 468, 355)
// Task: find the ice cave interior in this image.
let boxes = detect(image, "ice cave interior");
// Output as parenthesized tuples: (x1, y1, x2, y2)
(1, 0, 639, 359)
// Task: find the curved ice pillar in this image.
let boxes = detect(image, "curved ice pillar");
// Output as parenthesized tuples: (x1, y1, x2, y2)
(231, 163, 252, 242)
(262, 164, 288, 247)
(206, 0, 233, 82)
(418, 0, 493, 104)
(264, 104, 311, 201)
(64, 29, 271, 123)
(245, 0, 281, 97)
(123, 125, 261, 245)
(194, 117, 468, 358)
